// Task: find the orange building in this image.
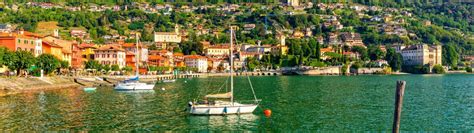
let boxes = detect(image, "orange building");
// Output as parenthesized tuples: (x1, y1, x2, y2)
(125, 51, 136, 68)
(173, 53, 185, 67)
(42, 41, 63, 59)
(148, 55, 170, 67)
(0, 31, 43, 56)
(71, 43, 83, 69)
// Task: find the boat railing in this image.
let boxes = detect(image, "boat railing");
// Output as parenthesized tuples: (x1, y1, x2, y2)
(234, 99, 262, 104)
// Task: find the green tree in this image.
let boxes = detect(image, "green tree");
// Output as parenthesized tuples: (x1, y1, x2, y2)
(111, 64, 120, 71)
(103, 65, 111, 72)
(442, 44, 459, 68)
(351, 46, 369, 61)
(466, 67, 472, 73)
(60, 60, 69, 69)
(385, 48, 403, 72)
(122, 66, 133, 72)
(36, 54, 60, 75)
(4, 50, 36, 76)
(85, 60, 101, 70)
(0, 47, 9, 66)
(368, 46, 385, 61)
(432, 64, 445, 74)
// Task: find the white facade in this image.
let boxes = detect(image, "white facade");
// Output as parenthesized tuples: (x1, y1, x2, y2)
(94, 46, 126, 68)
(395, 44, 442, 66)
(184, 56, 208, 73)
(154, 25, 181, 43)
(34, 39, 42, 57)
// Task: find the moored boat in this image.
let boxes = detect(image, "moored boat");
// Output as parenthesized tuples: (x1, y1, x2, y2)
(188, 26, 260, 115)
(114, 34, 155, 91)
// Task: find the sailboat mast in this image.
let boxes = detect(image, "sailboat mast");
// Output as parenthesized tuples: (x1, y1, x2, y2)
(135, 34, 139, 76)
(230, 26, 234, 105)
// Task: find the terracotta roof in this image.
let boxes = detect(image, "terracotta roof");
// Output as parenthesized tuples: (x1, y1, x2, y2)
(173, 53, 184, 56)
(122, 43, 147, 48)
(43, 36, 74, 53)
(0, 32, 39, 40)
(184, 55, 206, 59)
(95, 45, 125, 51)
(208, 45, 230, 49)
(42, 41, 62, 48)
(149, 55, 167, 60)
(79, 43, 96, 48)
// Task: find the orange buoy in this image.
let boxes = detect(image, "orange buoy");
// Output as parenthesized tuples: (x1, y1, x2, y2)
(263, 109, 272, 117)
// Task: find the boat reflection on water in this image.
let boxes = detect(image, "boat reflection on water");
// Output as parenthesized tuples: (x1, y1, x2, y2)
(186, 114, 260, 129)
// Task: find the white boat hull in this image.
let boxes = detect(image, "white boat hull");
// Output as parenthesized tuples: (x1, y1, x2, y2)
(189, 104, 258, 115)
(114, 82, 155, 90)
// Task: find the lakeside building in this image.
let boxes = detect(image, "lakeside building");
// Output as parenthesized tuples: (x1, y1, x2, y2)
(70, 29, 87, 39)
(394, 44, 442, 66)
(184, 55, 208, 73)
(42, 41, 63, 59)
(43, 36, 74, 66)
(79, 43, 96, 63)
(154, 24, 181, 49)
(173, 53, 185, 67)
(71, 43, 83, 69)
(205, 45, 230, 57)
(0, 30, 43, 56)
(122, 43, 148, 63)
(94, 45, 126, 68)
(340, 32, 366, 48)
(148, 55, 170, 67)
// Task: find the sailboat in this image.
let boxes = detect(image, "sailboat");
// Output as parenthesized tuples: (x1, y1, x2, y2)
(188, 26, 260, 115)
(114, 34, 155, 91)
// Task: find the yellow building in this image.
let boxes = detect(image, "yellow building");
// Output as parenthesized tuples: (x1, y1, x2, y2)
(43, 36, 74, 66)
(79, 43, 97, 62)
(42, 41, 63, 60)
(205, 45, 230, 57)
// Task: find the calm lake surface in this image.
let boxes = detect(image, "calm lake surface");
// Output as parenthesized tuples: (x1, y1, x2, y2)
(0, 74, 473, 131)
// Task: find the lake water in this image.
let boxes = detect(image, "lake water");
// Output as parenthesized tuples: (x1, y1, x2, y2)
(0, 74, 473, 131)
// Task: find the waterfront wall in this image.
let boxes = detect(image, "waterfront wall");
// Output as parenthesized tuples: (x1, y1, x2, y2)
(0, 77, 79, 96)
(296, 67, 342, 75)
(350, 68, 385, 74)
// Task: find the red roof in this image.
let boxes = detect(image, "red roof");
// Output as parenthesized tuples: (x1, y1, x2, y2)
(79, 43, 96, 48)
(184, 55, 206, 59)
(149, 55, 167, 60)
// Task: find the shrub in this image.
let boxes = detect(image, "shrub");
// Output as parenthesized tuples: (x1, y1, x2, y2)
(466, 67, 472, 73)
(432, 65, 445, 74)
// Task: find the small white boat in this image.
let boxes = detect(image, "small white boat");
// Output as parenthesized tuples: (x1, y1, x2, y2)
(114, 34, 155, 91)
(162, 79, 176, 83)
(114, 81, 155, 90)
(188, 27, 260, 115)
(189, 100, 258, 115)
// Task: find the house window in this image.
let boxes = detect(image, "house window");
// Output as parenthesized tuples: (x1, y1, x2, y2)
(107, 54, 110, 58)
(24, 40, 27, 44)
(113, 54, 117, 58)
(102, 54, 105, 58)
(17, 39, 21, 44)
